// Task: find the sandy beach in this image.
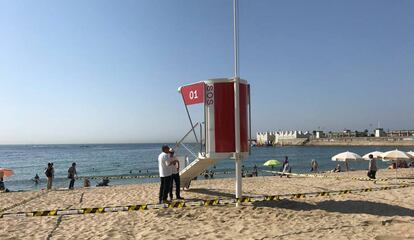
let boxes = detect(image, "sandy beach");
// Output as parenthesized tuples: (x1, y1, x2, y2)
(1, 168, 414, 240)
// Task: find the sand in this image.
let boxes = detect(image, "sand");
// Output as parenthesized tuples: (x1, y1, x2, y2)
(1, 168, 414, 240)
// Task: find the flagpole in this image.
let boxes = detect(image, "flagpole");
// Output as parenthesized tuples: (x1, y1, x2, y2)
(233, 0, 242, 207)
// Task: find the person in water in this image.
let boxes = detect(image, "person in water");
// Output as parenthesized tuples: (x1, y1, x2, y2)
(33, 174, 40, 184)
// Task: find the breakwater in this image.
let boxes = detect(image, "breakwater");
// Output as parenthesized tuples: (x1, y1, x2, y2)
(306, 137, 414, 146)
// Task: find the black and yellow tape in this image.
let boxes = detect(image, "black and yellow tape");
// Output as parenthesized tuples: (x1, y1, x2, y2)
(262, 170, 334, 179)
(127, 204, 148, 211)
(351, 177, 389, 182)
(77, 171, 235, 181)
(77, 175, 159, 180)
(1, 184, 410, 219)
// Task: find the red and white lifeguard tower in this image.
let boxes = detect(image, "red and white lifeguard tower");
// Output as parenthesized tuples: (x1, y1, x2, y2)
(177, 78, 250, 192)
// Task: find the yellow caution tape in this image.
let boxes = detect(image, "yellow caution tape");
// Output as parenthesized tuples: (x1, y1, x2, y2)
(1, 184, 411, 218)
(351, 177, 389, 182)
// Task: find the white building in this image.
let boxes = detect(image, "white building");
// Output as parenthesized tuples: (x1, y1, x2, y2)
(375, 128, 386, 137)
(314, 131, 324, 139)
(256, 132, 275, 146)
(274, 131, 311, 143)
(257, 130, 311, 145)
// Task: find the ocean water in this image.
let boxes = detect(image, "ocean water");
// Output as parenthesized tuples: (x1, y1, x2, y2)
(1, 144, 412, 191)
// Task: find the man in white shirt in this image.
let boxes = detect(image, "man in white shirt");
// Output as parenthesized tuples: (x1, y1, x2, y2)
(158, 145, 178, 203)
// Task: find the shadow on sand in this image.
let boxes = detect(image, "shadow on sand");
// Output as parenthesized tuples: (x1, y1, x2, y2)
(185, 188, 235, 199)
(253, 199, 414, 217)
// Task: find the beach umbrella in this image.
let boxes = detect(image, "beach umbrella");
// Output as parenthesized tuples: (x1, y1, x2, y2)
(362, 151, 383, 160)
(382, 149, 414, 161)
(263, 159, 281, 167)
(331, 151, 363, 172)
(0, 168, 14, 178)
(263, 159, 281, 171)
(331, 151, 363, 161)
(381, 149, 414, 181)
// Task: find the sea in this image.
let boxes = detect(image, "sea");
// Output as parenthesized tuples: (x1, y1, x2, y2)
(1, 144, 412, 191)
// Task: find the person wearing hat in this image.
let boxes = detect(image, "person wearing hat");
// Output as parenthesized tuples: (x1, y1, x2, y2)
(168, 148, 183, 200)
(158, 145, 178, 204)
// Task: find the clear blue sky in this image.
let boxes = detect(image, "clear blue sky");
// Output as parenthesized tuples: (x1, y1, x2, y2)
(0, 0, 413, 144)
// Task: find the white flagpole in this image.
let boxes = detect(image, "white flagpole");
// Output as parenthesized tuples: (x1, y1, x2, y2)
(233, 0, 242, 206)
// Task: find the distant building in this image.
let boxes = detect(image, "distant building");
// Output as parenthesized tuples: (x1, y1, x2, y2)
(375, 128, 386, 137)
(386, 130, 414, 138)
(256, 130, 311, 146)
(314, 131, 325, 139)
(275, 131, 310, 141)
(256, 132, 275, 146)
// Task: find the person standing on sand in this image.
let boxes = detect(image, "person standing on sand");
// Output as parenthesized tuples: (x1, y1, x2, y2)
(367, 154, 377, 179)
(45, 163, 54, 190)
(169, 148, 183, 200)
(68, 162, 77, 190)
(280, 156, 291, 178)
(252, 164, 258, 177)
(158, 145, 178, 204)
(0, 171, 10, 192)
(310, 159, 319, 173)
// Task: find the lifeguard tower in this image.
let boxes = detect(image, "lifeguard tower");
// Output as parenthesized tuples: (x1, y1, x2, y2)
(176, 78, 250, 189)
(175, 0, 248, 202)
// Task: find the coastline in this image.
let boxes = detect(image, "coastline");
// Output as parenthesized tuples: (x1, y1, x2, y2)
(266, 138, 414, 147)
(306, 140, 414, 147)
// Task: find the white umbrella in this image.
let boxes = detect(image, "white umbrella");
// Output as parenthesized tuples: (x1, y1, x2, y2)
(331, 151, 363, 161)
(331, 151, 363, 172)
(407, 151, 414, 158)
(381, 149, 414, 181)
(382, 149, 414, 161)
(362, 151, 384, 160)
